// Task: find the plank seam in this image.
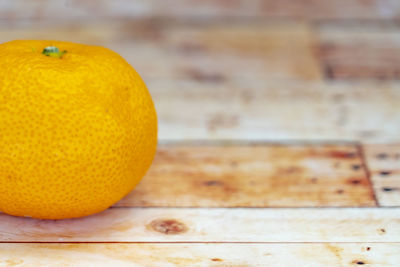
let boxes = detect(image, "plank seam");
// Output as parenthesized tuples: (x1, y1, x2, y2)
(157, 140, 360, 146)
(357, 143, 380, 206)
(109, 206, 399, 209)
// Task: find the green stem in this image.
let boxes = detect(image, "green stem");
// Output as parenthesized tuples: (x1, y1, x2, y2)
(42, 46, 67, 58)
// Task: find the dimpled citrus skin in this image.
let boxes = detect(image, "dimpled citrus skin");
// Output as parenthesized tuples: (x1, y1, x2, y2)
(0, 40, 157, 219)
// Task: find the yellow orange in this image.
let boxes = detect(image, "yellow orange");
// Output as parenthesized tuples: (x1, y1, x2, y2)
(0, 40, 157, 219)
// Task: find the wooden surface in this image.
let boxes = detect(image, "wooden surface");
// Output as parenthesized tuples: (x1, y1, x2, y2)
(1, 1, 400, 266)
(116, 144, 375, 207)
(149, 81, 400, 141)
(3, 243, 400, 267)
(1, 207, 399, 242)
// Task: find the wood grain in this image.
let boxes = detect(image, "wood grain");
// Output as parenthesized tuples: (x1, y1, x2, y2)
(0, 21, 322, 81)
(148, 81, 400, 142)
(2, 243, 400, 266)
(364, 145, 400, 206)
(116, 144, 375, 207)
(317, 23, 400, 80)
(1, 0, 399, 21)
(0, 208, 398, 242)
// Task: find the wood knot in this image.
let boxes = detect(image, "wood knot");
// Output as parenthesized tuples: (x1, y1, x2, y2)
(378, 228, 386, 235)
(148, 219, 188, 235)
(380, 171, 391, 176)
(329, 151, 357, 159)
(204, 180, 223, 186)
(351, 164, 361, 171)
(336, 189, 344, 194)
(347, 178, 362, 185)
(376, 153, 388, 160)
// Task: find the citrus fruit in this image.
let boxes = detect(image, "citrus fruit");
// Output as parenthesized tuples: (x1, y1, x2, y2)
(0, 40, 157, 219)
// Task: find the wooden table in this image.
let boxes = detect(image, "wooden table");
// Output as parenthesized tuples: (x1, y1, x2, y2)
(1, 1, 400, 266)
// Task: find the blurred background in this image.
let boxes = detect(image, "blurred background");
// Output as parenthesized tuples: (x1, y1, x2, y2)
(0, 0, 399, 143)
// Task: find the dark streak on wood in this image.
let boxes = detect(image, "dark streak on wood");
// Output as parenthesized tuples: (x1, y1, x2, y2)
(352, 165, 361, 171)
(379, 171, 391, 176)
(204, 180, 224, 186)
(376, 153, 388, 160)
(382, 187, 398, 192)
(184, 68, 226, 83)
(324, 63, 335, 80)
(328, 151, 357, 159)
(348, 178, 362, 185)
(336, 189, 344, 194)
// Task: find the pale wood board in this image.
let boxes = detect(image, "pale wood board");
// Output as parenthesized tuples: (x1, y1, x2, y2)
(116, 144, 375, 207)
(0, 208, 398, 242)
(1, 243, 400, 267)
(1, 0, 399, 21)
(0, 21, 322, 81)
(148, 80, 400, 142)
(364, 145, 400, 206)
(115, 22, 321, 81)
(317, 23, 400, 80)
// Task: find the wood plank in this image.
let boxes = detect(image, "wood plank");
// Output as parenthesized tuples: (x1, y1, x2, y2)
(2, 243, 400, 266)
(317, 23, 400, 80)
(116, 144, 375, 207)
(121, 22, 321, 81)
(0, 21, 322, 81)
(1, 0, 399, 21)
(147, 80, 400, 142)
(0, 208, 398, 242)
(364, 144, 400, 206)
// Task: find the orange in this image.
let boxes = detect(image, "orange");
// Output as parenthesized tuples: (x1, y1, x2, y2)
(0, 40, 157, 219)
